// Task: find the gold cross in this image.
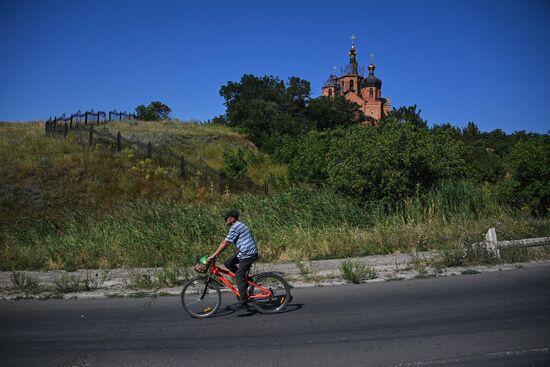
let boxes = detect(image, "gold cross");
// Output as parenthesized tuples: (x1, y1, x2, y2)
(350, 34, 356, 46)
(370, 53, 374, 64)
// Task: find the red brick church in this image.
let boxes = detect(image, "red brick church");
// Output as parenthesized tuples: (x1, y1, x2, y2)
(322, 36, 391, 123)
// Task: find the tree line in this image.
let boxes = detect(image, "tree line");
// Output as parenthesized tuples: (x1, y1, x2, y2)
(210, 74, 549, 216)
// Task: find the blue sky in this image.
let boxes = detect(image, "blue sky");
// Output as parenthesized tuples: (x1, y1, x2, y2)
(1, 0, 549, 133)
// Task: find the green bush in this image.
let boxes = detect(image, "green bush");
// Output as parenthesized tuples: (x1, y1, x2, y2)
(326, 122, 466, 205)
(499, 136, 550, 215)
(221, 148, 248, 178)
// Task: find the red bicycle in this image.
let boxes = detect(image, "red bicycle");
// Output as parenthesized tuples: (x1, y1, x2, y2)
(181, 257, 292, 318)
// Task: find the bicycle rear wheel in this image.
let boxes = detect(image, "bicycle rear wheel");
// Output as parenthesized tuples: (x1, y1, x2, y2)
(181, 276, 221, 318)
(248, 272, 291, 314)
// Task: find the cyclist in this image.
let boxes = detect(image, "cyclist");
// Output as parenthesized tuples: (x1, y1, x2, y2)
(208, 210, 258, 310)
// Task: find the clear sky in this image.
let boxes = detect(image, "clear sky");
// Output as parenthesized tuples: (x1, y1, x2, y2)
(1, 0, 549, 133)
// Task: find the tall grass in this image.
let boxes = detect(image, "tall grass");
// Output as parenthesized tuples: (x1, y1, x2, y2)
(2, 182, 549, 271)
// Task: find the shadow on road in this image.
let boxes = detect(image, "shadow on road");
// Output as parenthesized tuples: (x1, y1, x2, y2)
(212, 303, 304, 318)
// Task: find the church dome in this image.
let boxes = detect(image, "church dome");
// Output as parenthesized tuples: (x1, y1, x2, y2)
(323, 74, 339, 89)
(361, 64, 382, 88)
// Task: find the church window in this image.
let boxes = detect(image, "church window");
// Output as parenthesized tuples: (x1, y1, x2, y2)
(328, 89, 332, 97)
(369, 88, 373, 97)
(350, 80, 354, 91)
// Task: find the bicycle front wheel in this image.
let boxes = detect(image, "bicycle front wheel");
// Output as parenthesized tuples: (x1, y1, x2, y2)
(248, 272, 291, 314)
(181, 276, 221, 318)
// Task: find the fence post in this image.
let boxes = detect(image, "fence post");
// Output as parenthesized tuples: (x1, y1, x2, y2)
(70, 115, 73, 129)
(116, 132, 121, 152)
(147, 142, 152, 159)
(53, 119, 57, 134)
(89, 125, 93, 146)
(84, 112, 88, 125)
(263, 182, 268, 196)
(64, 122, 68, 138)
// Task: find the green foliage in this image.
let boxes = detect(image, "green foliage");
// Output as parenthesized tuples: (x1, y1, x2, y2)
(384, 104, 427, 128)
(463, 141, 505, 183)
(462, 121, 481, 143)
(287, 132, 335, 185)
(326, 122, 466, 205)
(219, 74, 311, 145)
(305, 96, 360, 130)
(340, 260, 377, 283)
(135, 101, 171, 121)
(221, 148, 248, 178)
(499, 136, 550, 215)
(219, 74, 366, 147)
(207, 115, 227, 125)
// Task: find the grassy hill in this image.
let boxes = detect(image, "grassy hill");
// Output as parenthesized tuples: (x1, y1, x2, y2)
(1, 120, 549, 271)
(100, 119, 287, 184)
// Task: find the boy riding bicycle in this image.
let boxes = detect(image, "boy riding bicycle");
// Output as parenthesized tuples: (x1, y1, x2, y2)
(208, 210, 258, 310)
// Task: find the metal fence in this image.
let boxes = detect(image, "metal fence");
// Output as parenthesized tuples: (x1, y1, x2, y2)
(45, 109, 131, 131)
(45, 111, 268, 196)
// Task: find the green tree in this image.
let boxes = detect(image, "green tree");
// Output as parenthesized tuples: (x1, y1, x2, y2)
(462, 121, 481, 144)
(384, 104, 427, 128)
(326, 122, 465, 205)
(219, 74, 311, 145)
(135, 101, 171, 121)
(499, 136, 550, 215)
(305, 96, 360, 130)
(287, 131, 340, 185)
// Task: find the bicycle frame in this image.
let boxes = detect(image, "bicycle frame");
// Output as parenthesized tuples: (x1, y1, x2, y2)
(207, 263, 272, 300)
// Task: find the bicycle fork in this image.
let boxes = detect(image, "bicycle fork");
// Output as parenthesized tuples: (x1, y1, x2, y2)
(200, 276, 212, 300)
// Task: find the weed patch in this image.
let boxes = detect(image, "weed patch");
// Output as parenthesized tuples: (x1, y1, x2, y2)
(294, 260, 322, 283)
(10, 272, 41, 294)
(340, 260, 378, 284)
(52, 274, 85, 293)
(127, 266, 190, 289)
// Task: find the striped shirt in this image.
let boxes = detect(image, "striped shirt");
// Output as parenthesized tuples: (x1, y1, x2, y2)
(225, 221, 258, 259)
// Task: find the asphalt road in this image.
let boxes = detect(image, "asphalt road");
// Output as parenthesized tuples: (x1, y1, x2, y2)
(1, 264, 550, 367)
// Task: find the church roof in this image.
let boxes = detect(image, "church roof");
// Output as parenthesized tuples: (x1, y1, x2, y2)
(361, 64, 382, 88)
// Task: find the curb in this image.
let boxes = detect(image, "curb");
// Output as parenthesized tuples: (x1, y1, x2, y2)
(2, 252, 550, 300)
